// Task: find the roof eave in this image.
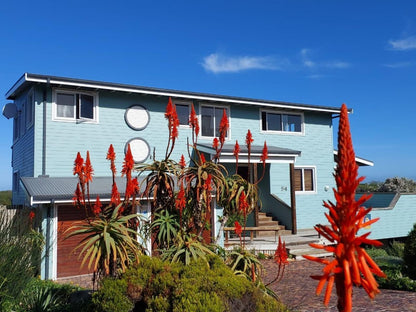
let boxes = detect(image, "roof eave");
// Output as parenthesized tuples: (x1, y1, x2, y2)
(6, 73, 344, 113)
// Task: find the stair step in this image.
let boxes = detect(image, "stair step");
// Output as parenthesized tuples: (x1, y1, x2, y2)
(288, 242, 334, 260)
(258, 221, 280, 227)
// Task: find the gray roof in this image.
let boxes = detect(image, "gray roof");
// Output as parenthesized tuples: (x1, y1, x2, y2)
(21, 176, 134, 204)
(6, 73, 347, 114)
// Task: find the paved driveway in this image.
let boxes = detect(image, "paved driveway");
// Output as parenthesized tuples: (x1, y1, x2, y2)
(262, 259, 416, 312)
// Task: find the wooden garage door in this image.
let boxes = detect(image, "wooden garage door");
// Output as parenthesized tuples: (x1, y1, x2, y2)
(57, 205, 94, 278)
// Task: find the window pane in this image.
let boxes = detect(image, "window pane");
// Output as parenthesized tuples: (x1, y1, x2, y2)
(80, 94, 94, 119)
(304, 169, 314, 191)
(176, 104, 189, 125)
(267, 113, 282, 131)
(283, 114, 301, 132)
(56, 93, 75, 118)
(261, 112, 267, 130)
(294, 169, 303, 191)
(201, 106, 214, 136)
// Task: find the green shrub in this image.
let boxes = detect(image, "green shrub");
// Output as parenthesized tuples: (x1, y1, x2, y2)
(92, 278, 133, 312)
(404, 223, 416, 279)
(93, 255, 287, 312)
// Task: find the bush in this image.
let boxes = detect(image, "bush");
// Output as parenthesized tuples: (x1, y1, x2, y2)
(404, 223, 416, 280)
(93, 255, 286, 312)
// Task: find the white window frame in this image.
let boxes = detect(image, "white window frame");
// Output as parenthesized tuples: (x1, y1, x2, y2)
(199, 103, 231, 140)
(52, 89, 99, 123)
(173, 99, 191, 128)
(260, 109, 304, 135)
(294, 166, 317, 194)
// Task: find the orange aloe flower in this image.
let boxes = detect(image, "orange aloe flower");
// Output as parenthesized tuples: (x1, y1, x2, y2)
(92, 196, 102, 216)
(233, 140, 240, 172)
(260, 141, 268, 168)
(110, 182, 121, 206)
(189, 103, 199, 142)
(212, 137, 219, 150)
(179, 154, 186, 169)
(304, 104, 385, 312)
(218, 108, 229, 146)
(238, 191, 249, 219)
(73, 152, 84, 177)
(84, 151, 94, 183)
(234, 221, 243, 237)
(245, 129, 253, 149)
(122, 144, 134, 178)
(175, 182, 186, 215)
(29, 210, 35, 222)
(266, 236, 289, 286)
(106, 144, 117, 176)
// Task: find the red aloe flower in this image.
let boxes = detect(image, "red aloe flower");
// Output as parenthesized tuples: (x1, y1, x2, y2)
(106, 144, 116, 176)
(179, 154, 186, 169)
(73, 152, 84, 176)
(260, 141, 268, 168)
(175, 182, 186, 215)
(110, 183, 121, 206)
(304, 104, 385, 311)
(274, 236, 289, 265)
(92, 196, 102, 216)
(218, 108, 229, 146)
(73, 183, 83, 206)
(165, 97, 173, 119)
(245, 129, 253, 149)
(29, 210, 35, 222)
(84, 151, 94, 183)
(189, 103, 199, 140)
(212, 137, 219, 150)
(165, 98, 180, 158)
(122, 144, 134, 178)
(234, 221, 243, 237)
(199, 153, 206, 164)
(238, 191, 249, 219)
(233, 140, 240, 172)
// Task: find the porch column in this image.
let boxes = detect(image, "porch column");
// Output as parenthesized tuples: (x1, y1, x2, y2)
(289, 163, 297, 234)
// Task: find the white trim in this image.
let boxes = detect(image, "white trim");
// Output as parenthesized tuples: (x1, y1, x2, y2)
(52, 88, 99, 123)
(199, 103, 231, 140)
(52, 204, 58, 280)
(294, 166, 317, 194)
(7, 74, 343, 114)
(259, 109, 304, 135)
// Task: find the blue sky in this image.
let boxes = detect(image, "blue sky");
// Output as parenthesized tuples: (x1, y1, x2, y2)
(1, 1, 416, 190)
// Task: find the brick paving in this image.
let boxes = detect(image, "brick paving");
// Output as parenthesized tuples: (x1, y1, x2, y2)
(262, 259, 416, 312)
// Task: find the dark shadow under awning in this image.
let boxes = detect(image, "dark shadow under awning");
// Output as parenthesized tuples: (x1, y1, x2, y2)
(196, 143, 301, 164)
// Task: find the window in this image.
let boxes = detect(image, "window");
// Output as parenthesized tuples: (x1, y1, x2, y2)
(261, 111, 302, 133)
(26, 90, 34, 128)
(294, 167, 316, 193)
(53, 90, 97, 122)
(175, 103, 190, 126)
(200, 105, 229, 138)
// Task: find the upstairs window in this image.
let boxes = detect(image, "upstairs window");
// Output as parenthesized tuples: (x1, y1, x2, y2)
(53, 90, 98, 122)
(174, 102, 190, 126)
(261, 111, 302, 133)
(294, 167, 316, 193)
(200, 105, 229, 138)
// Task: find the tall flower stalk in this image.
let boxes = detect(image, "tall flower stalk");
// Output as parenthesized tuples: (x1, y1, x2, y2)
(304, 104, 385, 312)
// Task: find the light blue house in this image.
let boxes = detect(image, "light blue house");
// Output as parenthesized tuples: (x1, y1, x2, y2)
(4, 73, 351, 280)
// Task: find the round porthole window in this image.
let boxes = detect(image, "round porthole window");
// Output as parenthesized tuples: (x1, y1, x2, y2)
(125, 138, 150, 163)
(125, 105, 150, 130)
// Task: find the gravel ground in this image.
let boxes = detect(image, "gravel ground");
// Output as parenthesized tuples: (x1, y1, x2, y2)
(261, 259, 416, 312)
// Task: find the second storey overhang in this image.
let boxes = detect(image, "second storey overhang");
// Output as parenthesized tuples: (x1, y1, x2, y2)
(197, 143, 301, 163)
(6, 73, 348, 114)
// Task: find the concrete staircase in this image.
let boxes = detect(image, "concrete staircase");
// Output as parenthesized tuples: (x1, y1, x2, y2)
(286, 229, 334, 260)
(256, 212, 291, 237)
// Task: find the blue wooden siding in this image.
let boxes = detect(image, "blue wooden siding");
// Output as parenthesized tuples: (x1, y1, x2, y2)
(21, 88, 336, 230)
(358, 193, 416, 240)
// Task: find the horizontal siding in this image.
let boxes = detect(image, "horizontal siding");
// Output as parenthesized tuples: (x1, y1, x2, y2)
(360, 194, 416, 240)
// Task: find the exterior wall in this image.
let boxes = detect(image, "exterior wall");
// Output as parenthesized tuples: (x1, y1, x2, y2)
(358, 193, 416, 240)
(11, 89, 35, 205)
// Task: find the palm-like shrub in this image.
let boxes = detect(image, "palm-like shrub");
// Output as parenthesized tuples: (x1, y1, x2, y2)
(226, 247, 263, 281)
(66, 204, 144, 278)
(151, 209, 180, 249)
(161, 232, 215, 266)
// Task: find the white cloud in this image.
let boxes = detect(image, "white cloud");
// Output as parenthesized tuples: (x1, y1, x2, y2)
(388, 36, 416, 51)
(300, 48, 350, 69)
(383, 61, 415, 68)
(202, 53, 286, 73)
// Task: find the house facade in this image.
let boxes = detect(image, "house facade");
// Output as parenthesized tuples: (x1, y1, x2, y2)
(4, 73, 343, 280)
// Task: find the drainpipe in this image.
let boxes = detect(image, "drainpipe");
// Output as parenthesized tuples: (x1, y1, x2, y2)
(44, 203, 51, 280)
(41, 79, 49, 176)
